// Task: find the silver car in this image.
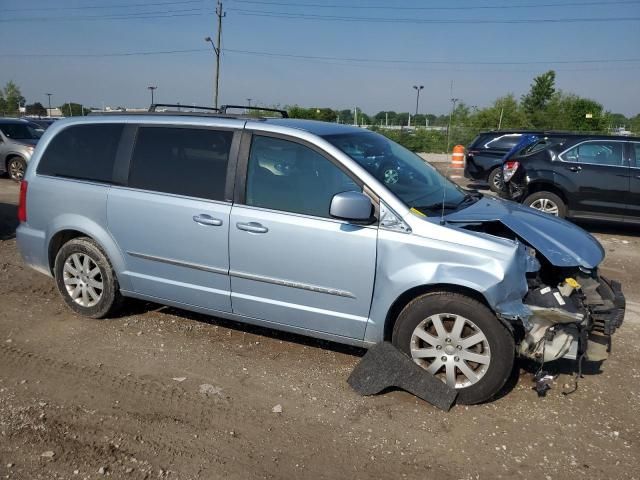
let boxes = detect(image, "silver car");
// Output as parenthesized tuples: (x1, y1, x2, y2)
(16, 111, 625, 404)
(0, 118, 39, 181)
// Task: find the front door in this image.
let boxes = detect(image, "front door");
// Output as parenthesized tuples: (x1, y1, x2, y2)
(558, 140, 629, 219)
(107, 124, 239, 312)
(229, 133, 377, 339)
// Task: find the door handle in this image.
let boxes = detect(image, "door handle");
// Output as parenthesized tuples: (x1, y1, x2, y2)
(193, 214, 223, 226)
(567, 165, 582, 172)
(236, 221, 269, 234)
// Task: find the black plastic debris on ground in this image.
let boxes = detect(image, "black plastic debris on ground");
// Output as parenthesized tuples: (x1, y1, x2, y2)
(347, 342, 458, 411)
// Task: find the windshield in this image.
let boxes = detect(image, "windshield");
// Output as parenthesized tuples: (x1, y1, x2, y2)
(323, 130, 469, 214)
(0, 123, 39, 140)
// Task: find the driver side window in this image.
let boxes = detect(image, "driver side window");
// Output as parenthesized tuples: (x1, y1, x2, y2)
(245, 135, 360, 218)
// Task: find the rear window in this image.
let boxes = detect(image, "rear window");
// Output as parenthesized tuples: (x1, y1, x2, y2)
(128, 126, 233, 201)
(37, 124, 124, 183)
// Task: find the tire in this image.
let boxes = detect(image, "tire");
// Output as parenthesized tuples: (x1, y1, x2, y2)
(392, 291, 515, 405)
(7, 157, 26, 182)
(523, 191, 567, 218)
(53, 237, 123, 319)
(487, 167, 504, 193)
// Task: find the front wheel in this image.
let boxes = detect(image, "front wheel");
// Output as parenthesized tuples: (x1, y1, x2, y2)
(523, 191, 567, 218)
(392, 292, 515, 405)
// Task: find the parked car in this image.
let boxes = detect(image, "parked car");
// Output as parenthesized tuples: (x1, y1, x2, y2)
(16, 108, 625, 404)
(25, 117, 59, 130)
(502, 134, 640, 223)
(464, 131, 542, 192)
(0, 118, 40, 181)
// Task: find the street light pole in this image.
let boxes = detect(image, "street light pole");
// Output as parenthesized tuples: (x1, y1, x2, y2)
(46, 93, 53, 117)
(446, 97, 459, 153)
(412, 85, 424, 117)
(147, 86, 157, 106)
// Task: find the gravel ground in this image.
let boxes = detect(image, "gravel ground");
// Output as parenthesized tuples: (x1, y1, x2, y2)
(0, 176, 638, 480)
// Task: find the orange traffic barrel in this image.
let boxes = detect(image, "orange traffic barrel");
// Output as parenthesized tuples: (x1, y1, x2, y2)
(450, 145, 465, 178)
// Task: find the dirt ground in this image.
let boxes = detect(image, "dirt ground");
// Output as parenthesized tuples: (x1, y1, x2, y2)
(0, 175, 639, 480)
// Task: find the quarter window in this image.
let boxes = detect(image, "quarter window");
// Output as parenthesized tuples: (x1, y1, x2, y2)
(128, 127, 233, 201)
(562, 142, 624, 167)
(37, 124, 124, 182)
(245, 135, 360, 218)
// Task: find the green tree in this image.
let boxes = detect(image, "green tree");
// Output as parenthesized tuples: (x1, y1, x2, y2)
(59, 102, 91, 117)
(26, 102, 47, 117)
(472, 95, 529, 130)
(2, 81, 26, 115)
(522, 70, 556, 127)
(630, 114, 640, 134)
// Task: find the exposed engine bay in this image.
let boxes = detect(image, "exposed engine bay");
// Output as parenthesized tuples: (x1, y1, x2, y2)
(458, 219, 626, 367)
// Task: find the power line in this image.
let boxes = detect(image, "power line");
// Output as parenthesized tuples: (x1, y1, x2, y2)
(0, 8, 206, 22)
(227, 0, 640, 10)
(1, 46, 638, 66)
(4, 0, 203, 13)
(228, 8, 640, 23)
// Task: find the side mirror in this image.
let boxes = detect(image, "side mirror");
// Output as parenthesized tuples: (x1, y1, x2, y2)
(330, 191, 373, 222)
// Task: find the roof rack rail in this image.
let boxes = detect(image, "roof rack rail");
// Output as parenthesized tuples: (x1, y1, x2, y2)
(220, 105, 288, 118)
(148, 103, 221, 113)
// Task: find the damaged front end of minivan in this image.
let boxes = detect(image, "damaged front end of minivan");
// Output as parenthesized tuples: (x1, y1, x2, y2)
(445, 196, 626, 370)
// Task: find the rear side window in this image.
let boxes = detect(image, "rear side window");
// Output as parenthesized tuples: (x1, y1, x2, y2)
(128, 127, 233, 201)
(38, 124, 124, 182)
(484, 134, 522, 150)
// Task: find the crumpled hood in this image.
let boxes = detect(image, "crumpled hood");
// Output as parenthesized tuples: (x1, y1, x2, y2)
(445, 195, 605, 269)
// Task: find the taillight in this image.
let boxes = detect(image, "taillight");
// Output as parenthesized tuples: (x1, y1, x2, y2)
(18, 180, 28, 223)
(502, 161, 520, 182)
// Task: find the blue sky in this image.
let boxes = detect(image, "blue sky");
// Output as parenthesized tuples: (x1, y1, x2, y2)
(1, 0, 639, 116)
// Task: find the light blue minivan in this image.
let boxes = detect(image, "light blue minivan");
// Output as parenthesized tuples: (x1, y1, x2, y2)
(16, 107, 624, 404)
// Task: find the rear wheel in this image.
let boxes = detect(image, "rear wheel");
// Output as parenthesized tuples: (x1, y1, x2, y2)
(523, 191, 567, 218)
(7, 157, 26, 182)
(487, 167, 504, 193)
(392, 291, 515, 405)
(54, 237, 123, 318)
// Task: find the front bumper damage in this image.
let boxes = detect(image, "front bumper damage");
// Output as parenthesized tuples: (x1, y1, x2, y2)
(500, 274, 625, 365)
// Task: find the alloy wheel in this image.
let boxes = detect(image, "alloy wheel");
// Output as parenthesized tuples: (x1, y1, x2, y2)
(410, 313, 491, 389)
(529, 198, 559, 216)
(63, 253, 104, 307)
(8, 159, 25, 181)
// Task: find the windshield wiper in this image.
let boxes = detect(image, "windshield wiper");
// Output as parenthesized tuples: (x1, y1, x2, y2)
(456, 192, 482, 208)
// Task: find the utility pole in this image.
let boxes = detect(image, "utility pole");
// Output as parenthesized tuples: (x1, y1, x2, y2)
(205, 1, 225, 109)
(147, 85, 157, 106)
(413, 85, 424, 116)
(46, 93, 53, 117)
(354, 106, 358, 126)
(385, 111, 388, 127)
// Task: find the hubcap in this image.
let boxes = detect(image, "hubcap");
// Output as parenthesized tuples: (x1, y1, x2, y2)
(63, 253, 104, 307)
(529, 198, 559, 216)
(9, 159, 24, 181)
(410, 314, 491, 389)
(383, 168, 399, 185)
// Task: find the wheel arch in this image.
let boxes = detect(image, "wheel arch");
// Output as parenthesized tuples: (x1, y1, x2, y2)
(525, 181, 569, 207)
(382, 283, 493, 342)
(45, 220, 129, 290)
